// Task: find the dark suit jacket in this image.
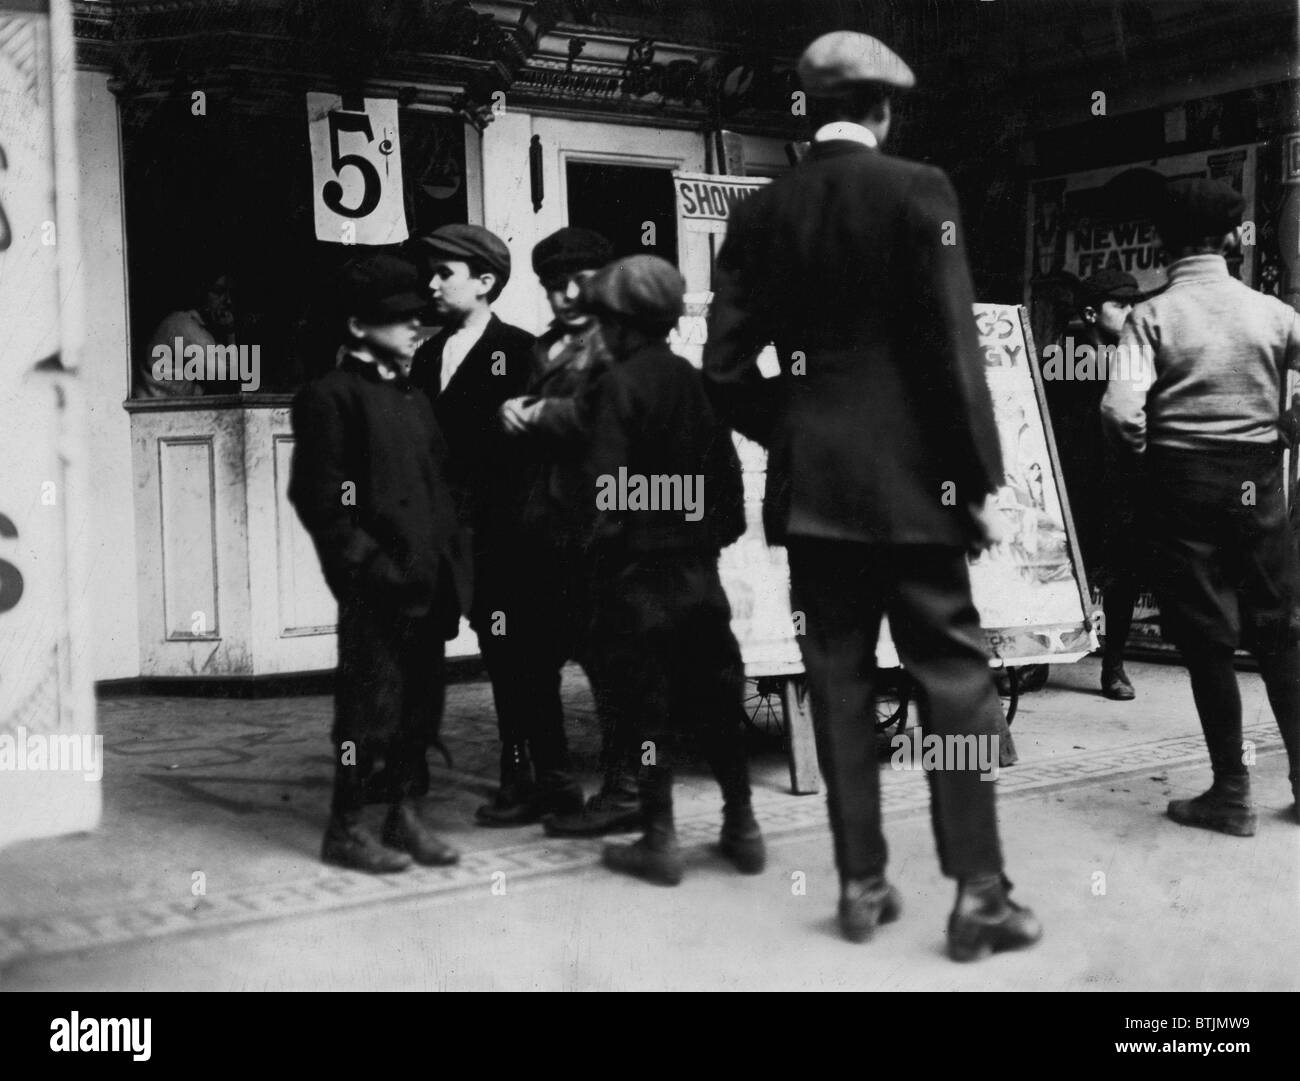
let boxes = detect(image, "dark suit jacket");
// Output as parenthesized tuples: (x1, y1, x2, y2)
(703, 139, 1003, 548)
(410, 313, 536, 617)
(288, 355, 463, 636)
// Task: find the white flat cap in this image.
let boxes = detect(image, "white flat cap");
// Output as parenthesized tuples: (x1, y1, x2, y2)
(797, 31, 916, 96)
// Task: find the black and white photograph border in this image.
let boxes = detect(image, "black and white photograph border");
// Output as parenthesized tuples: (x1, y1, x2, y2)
(0, 0, 1297, 1006)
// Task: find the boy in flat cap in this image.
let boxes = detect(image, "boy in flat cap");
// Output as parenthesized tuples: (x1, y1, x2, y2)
(581, 254, 762, 886)
(289, 253, 463, 873)
(408, 225, 576, 824)
(705, 30, 1041, 960)
(476, 226, 644, 831)
(1043, 270, 1146, 700)
(1103, 177, 1300, 833)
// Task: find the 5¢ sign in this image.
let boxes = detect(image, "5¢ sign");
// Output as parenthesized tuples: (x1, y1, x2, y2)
(307, 93, 408, 245)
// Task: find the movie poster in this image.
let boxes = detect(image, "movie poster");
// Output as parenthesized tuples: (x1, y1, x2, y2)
(1025, 144, 1258, 349)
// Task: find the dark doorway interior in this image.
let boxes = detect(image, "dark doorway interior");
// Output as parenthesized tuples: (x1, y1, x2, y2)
(566, 162, 679, 266)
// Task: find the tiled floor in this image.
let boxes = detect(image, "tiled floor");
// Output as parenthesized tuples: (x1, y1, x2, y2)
(1, 656, 1297, 990)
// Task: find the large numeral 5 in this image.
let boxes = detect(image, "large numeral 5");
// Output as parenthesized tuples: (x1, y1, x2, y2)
(322, 111, 382, 219)
(0, 513, 23, 615)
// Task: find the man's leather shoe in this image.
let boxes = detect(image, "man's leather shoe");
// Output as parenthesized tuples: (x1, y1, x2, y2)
(543, 790, 641, 837)
(838, 876, 901, 943)
(1167, 775, 1256, 837)
(382, 801, 459, 866)
(602, 833, 684, 886)
(947, 873, 1042, 962)
(321, 816, 412, 874)
(718, 805, 766, 874)
(1101, 662, 1136, 700)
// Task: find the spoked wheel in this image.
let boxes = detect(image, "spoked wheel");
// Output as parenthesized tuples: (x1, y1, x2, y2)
(743, 675, 787, 741)
(874, 669, 911, 736)
(993, 665, 1021, 726)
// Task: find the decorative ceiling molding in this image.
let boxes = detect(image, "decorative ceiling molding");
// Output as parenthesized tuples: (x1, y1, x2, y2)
(71, 0, 803, 134)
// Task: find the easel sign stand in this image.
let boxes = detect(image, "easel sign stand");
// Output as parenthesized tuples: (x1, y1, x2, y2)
(671, 172, 1094, 795)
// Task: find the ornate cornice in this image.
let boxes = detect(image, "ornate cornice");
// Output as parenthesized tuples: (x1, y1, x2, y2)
(71, 0, 801, 135)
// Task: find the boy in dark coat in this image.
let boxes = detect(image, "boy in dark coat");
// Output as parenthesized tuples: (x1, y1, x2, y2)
(289, 254, 462, 874)
(492, 227, 641, 833)
(580, 254, 762, 886)
(409, 224, 586, 825)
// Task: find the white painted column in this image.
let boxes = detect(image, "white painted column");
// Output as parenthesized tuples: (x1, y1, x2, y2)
(73, 69, 138, 681)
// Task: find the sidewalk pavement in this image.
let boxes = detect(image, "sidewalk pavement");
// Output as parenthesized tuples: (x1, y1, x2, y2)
(0, 656, 1296, 991)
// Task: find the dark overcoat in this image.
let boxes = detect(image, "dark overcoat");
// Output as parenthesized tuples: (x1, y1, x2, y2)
(288, 354, 464, 746)
(584, 340, 745, 564)
(703, 140, 1004, 547)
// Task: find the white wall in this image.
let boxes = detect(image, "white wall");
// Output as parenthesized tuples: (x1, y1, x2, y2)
(73, 70, 138, 681)
(480, 112, 709, 334)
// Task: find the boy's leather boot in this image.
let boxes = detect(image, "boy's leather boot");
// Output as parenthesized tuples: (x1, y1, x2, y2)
(543, 762, 640, 836)
(383, 800, 459, 866)
(602, 767, 683, 886)
(1101, 660, 1136, 700)
(321, 811, 412, 874)
(475, 742, 535, 824)
(718, 801, 766, 874)
(1167, 773, 1256, 837)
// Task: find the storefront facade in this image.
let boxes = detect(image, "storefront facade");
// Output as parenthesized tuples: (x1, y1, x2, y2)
(69, 0, 802, 683)
(63, 0, 1298, 684)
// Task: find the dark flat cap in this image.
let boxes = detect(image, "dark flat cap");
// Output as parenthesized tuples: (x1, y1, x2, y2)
(417, 224, 511, 286)
(1155, 178, 1245, 241)
(533, 227, 613, 281)
(584, 255, 685, 329)
(337, 254, 428, 323)
(798, 31, 915, 96)
(1080, 269, 1141, 303)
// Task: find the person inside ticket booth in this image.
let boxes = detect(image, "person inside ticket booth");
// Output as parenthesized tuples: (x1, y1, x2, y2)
(135, 265, 236, 398)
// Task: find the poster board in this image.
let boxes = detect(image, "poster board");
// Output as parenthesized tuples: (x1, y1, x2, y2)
(0, 0, 100, 848)
(1025, 143, 1258, 297)
(673, 171, 1095, 676)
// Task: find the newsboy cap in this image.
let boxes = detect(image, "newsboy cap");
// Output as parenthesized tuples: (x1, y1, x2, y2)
(417, 223, 511, 286)
(337, 254, 428, 324)
(583, 255, 685, 330)
(1080, 269, 1141, 304)
(1154, 178, 1245, 242)
(533, 227, 614, 281)
(797, 31, 915, 96)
